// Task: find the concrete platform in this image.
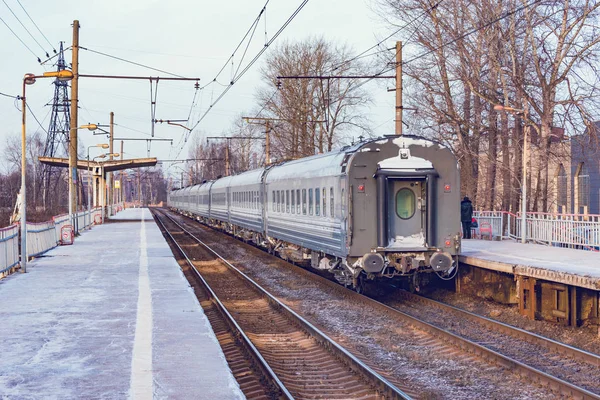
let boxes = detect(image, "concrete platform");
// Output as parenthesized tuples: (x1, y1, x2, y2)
(0, 208, 244, 399)
(109, 207, 155, 221)
(461, 240, 600, 290)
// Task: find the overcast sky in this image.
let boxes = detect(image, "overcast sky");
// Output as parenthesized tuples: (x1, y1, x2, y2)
(0, 0, 403, 178)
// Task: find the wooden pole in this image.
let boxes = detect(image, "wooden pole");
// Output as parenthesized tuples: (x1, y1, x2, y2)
(225, 140, 230, 176)
(69, 20, 80, 229)
(395, 41, 403, 136)
(265, 120, 271, 166)
(108, 111, 114, 215)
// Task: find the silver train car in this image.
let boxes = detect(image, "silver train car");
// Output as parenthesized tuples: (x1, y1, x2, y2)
(169, 135, 461, 290)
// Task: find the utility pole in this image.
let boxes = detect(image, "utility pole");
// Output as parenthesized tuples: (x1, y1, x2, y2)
(120, 140, 124, 205)
(207, 136, 258, 176)
(225, 143, 230, 176)
(68, 20, 79, 232)
(395, 41, 402, 136)
(108, 111, 114, 215)
(242, 116, 277, 166)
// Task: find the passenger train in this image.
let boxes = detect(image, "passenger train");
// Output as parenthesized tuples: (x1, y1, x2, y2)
(169, 135, 461, 291)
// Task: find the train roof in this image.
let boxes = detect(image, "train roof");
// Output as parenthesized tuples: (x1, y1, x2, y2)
(211, 175, 235, 190)
(170, 135, 450, 192)
(227, 167, 265, 186)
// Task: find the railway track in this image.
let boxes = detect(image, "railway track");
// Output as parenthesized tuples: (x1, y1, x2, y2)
(381, 291, 600, 396)
(152, 208, 411, 400)
(160, 207, 600, 399)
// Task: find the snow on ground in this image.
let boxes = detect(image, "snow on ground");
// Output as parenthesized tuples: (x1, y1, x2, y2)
(0, 210, 244, 399)
(109, 207, 154, 220)
(462, 239, 600, 279)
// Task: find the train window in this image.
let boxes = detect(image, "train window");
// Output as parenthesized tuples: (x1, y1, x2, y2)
(277, 191, 281, 212)
(330, 188, 334, 217)
(302, 189, 307, 214)
(291, 190, 295, 214)
(309, 189, 313, 215)
(315, 188, 320, 216)
(341, 188, 345, 217)
(296, 189, 301, 214)
(272, 191, 275, 211)
(322, 188, 327, 217)
(396, 188, 416, 219)
(286, 190, 290, 213)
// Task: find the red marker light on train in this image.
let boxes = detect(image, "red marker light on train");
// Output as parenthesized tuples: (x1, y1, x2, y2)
(444, 184, 451, 193)
(358, 184, 365, 193)
(444, 240, 451, 247)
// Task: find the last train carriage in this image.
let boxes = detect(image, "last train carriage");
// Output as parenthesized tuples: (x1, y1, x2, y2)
(169, 135, 461, 290)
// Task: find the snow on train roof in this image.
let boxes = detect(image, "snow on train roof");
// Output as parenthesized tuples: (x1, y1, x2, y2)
(188, 181, 213, 194)
(227, 168, 265, 186)
(210, 175, 234, 190)
(265, 148, 349, 182)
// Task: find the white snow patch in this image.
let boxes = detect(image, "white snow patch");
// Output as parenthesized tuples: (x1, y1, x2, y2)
(389, 232, 426, 247)
(393, 136, 436, 148)
(130, 218, 154, 399)
(378, 148, 434, 170)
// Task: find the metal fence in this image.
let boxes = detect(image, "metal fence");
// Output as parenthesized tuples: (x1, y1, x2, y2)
(26, 220, 58, 258)
(1, 205, 128, 279)
(0, 224, 19, 276)
(473, 211, 600, 251)
(53, 214, 71, 241)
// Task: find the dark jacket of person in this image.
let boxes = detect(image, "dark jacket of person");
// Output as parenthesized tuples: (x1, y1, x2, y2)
(461, 197, 473, 222)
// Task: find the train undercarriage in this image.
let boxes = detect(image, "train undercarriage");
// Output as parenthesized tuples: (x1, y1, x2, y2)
(176, 208, 457, 293)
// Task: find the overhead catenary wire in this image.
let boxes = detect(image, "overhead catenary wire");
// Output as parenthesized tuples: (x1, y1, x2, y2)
(0, 14, 41, 62)
(330, 0, 445, 72)
(0, 91, 18, 99)
(78, 46, 189, 78)
(174, 0, 309, 160)
(186, 0, 309, 136)
(374, 0, 545, 78)
(15, 0, 56, 53)
(2, 0, 50, 57)
(26, 103, 50, 134)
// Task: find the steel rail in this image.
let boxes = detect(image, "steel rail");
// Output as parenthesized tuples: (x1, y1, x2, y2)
(397, 291, 600, 367)
(152, 209, 293, 400)
(281, 258, 600, 400)
(169, 208, 600, 399)
(157, 208, 412, 400)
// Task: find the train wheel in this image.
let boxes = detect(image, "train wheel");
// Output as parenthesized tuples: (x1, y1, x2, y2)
(354, 273, 366, 295)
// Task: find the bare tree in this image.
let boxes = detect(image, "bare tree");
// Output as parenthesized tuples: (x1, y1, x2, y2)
(256, 37, 372, 160)
(375, 0, 600, 213)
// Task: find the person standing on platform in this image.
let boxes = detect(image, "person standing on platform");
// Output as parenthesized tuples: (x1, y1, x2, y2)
(461, 196, 473, 239)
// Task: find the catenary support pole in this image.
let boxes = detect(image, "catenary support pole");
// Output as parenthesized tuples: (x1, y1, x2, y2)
(108, 111, 114, 217)
(68, 20, 80, 232)
(20, 78, 27, 273)
(395, 41, 402, 136)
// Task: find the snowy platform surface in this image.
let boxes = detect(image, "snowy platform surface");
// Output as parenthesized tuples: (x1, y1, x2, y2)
(461, 240, 600, 290)
(109, 207, 155, 220)
(0, 213, 244, 399)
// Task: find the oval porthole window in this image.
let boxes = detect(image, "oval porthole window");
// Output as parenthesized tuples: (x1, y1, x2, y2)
(396, 188, 415, 219)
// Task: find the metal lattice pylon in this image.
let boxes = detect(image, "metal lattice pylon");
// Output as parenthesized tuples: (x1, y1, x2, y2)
(42, 42, 71, 209)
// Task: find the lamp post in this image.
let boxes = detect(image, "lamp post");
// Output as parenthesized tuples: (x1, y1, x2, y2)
(87, 144, 109, 227)
(494, 104, 529, 244)
(20, 70, 73, 273)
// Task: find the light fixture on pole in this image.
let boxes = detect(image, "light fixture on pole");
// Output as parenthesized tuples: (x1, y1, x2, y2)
(20, 70, 74, 273)
(494, 104, 529, 244)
